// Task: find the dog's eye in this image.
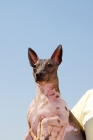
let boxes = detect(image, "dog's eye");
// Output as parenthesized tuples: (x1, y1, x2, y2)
(33, 64, 36, 69)
(47, 63, 52, 67)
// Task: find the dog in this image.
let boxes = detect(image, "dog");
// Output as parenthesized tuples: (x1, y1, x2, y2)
(24, 45, 86, 140)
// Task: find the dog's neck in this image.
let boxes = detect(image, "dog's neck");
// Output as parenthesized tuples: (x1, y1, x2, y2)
(36, 80, 60, 100)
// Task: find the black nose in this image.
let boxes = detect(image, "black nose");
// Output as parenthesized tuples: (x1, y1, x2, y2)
(36, 72, 43, 78)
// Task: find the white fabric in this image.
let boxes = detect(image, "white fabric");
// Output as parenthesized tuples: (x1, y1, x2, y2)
(71, 89, 93, 129)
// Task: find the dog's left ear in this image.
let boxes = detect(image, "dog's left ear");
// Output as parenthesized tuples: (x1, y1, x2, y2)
(28, 48, 39, 66)
(51, 45, 63, 65)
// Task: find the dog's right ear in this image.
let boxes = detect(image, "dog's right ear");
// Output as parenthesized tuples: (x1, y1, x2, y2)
(28, 48, 39, 66)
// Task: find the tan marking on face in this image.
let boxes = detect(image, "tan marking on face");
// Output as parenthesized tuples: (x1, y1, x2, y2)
(56, 107, 60, 110)
(57, 119, 60, 123)
(65, 106, 68, 111)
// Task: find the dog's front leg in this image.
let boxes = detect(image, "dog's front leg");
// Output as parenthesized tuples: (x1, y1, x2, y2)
(40, 115, 69, 140)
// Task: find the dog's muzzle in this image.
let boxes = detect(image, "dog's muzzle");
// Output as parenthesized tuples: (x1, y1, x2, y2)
(35, 72, 44, 82)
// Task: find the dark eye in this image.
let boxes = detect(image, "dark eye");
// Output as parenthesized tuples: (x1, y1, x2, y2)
(33, 64, 36, 69)
(47, 63, 52, 67)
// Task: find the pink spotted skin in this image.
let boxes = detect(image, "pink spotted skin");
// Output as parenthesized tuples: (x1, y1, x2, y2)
(27, 83, 77, 140)
(27, 83, 69, 132)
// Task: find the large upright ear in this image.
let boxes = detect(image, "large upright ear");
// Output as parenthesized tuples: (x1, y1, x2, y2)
(28, 48, 39, 66)
(51, 45, 63, 65)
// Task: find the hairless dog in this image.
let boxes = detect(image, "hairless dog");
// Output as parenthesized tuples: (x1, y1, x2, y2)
(24, 45, 86, 140)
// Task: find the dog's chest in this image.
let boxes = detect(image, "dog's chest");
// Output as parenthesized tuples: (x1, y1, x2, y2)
(27, 97, 58, 120)
(27, 95, 68, 126)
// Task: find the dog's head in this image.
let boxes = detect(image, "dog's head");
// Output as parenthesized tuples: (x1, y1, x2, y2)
(28, 45, 63, 85)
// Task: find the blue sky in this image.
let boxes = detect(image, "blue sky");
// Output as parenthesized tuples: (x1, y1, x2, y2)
(0, 1, 93, 140)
